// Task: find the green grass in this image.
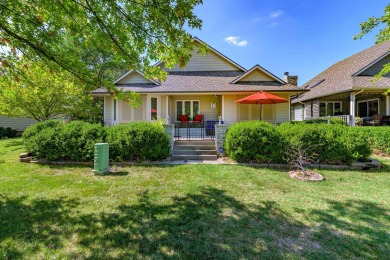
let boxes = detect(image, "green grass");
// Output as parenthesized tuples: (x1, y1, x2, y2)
(0, 138, 389, 259)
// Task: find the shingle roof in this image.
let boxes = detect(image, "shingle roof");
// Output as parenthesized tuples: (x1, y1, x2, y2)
(92, 71, 304, 94)
(293, 40, 390, 103)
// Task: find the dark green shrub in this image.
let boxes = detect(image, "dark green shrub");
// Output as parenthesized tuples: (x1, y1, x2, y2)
(56, 121, 106, 161)
(23, 120, 105, 161)
(23, 120, 62, 156)
(356, 127, 390, 154)
(106, 122, 170, 161)
(225, 121, 285, 163)
(278, 123, 371, 164)
(0, 126, 18, 138)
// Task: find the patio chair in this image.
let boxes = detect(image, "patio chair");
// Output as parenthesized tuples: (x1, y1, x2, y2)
(179, 115, 189, 127)
(365, 114, 383, 126)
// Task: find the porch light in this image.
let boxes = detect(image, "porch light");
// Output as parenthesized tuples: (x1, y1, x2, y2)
(211, 102, 216, 108)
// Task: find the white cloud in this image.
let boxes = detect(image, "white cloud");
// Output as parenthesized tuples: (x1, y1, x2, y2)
(224, 36, 248, 47)
(269, 10, 283, 18)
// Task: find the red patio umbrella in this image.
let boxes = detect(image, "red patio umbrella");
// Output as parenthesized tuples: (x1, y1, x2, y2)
(236, 91, 288, 120)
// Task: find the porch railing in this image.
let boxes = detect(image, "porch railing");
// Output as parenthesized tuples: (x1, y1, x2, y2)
(305, 115, 353, 126)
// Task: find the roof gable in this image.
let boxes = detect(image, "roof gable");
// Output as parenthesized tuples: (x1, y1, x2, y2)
(156, 37, 246, 72)
(114, 70, 159, 85)
(231, 65, 285, 84)
(355, 53, 390, 76)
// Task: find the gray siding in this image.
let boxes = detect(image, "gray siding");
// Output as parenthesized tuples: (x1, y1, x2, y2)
(293, 104, 304, 121)
(238, 69, 274, 82)
(116, 71, 152, 84)
(360, 54, 390, 76)
(312, 99, 319, 118)
(0, 116, 36, 131)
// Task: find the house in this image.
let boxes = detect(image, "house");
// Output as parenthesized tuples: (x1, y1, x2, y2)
(92, 37, 305, 130)
(292, 40, 390, 126)
(0, 116, 36, 131)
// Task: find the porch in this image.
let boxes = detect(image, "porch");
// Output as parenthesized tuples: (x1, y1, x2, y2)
(103, 92, 292, 127)
(303, 90, 390, 126)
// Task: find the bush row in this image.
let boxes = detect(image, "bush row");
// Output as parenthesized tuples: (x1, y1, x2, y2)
(23, 120, 170, 162)
(291, 118, 347, 125)
(0, 127, 18, 138)
(355, 126, 390, 155)
(225, 121, 371, 165)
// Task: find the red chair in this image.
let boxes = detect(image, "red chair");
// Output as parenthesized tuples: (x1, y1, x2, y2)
(180, 115, 189, 122)
(194, 114, 203, 123)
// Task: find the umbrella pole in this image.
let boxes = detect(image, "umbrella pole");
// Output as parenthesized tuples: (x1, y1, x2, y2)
(260, 103, 262, 121)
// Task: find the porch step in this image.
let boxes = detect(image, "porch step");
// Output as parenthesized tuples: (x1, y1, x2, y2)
(172, 150, 217, 155)
(174, 140, 215, 146)
(171, 155, 218, 161)
(173, 145, 216, 150)
(172, 141, 217, 161)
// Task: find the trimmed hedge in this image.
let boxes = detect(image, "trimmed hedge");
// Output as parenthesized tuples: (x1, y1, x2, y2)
(107, 122, 170, 162)
(355, 126, 390, 155)
(225, 121, 371, 164)
(225, 121, 286, 163)
(0, 127, 18, 138)
(278, 123, 371, 164)
(291, 118, 347, 125)
(23, 120, 170, 162)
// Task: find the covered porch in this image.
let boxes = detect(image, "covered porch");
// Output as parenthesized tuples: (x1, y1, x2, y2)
(304, 90, 390, 126)
(102, 92, 292, 127)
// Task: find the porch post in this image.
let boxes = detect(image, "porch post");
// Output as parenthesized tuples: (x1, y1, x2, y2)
(221, 95, 225, 122)
(146, 94, 151, 121)
(386, 95, 390, 115)
(350, 92, 355, 127)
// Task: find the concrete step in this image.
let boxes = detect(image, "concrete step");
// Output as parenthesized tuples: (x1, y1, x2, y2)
(172, 150, 217, 156)
(173, 145, 216, 151)
(174, 141, 215, 146)
(171, 155, 218, 161)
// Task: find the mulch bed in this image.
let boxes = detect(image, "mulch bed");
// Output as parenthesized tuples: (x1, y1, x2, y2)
(288, 170, 325, 181)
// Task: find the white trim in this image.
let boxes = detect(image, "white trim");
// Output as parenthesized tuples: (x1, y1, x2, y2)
(353, 52, 390, 76)
(357, 98, 380, 117)
(231, 64, 285, 84)
(113, 69, 160, 85)
(222, 95, 225, 122)
(153, 37, 246, 72)
(387, 96, 390, 115)
(319, 101, 342, 117)
(288, 94, 291, 121)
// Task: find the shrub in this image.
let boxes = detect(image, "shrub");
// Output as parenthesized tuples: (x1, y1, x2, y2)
(106, 122, 170, 162)
(355, 127, 390, 154)
(23, 120, 62, 157)
(225, 121, 285, 163)
(23, 120, 105, 161)
(56, 121, 106, 161)
(278, 123, 371, 164)
(0, 126, 18, 138)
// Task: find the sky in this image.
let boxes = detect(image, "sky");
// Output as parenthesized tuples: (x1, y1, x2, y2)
(186, 0, 388, 85)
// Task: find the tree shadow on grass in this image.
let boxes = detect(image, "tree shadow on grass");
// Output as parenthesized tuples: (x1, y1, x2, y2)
(0, 189, 389, 258)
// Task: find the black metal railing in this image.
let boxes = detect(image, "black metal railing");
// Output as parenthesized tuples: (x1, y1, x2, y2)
(174, 121, 217, 141)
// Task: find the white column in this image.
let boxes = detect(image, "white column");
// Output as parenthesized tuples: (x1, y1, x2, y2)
(166, 96, 169, 120)
(146, 94, 151, 121)
(386, 95, 390, 115)
(350, 92, 355, 127)
(288, 95, 291, 121)
(221, 95, 225, 122)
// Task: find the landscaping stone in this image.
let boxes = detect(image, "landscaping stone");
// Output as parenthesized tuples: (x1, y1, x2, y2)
(19, 157, 32, 163)
(19, 152, 31, 158)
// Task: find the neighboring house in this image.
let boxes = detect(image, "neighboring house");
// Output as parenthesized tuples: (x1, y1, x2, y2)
(92, 37, 305, 127)
(292, 40, 390, 125)
(0, 116, 36, 131)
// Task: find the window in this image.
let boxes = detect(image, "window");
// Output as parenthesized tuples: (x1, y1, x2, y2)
(176, 100, 200, 120)
(357, 99, 379, 117)
(319, 102, 342, 116)
(114, 99, 117, 121)
(151, 97, 158, 120)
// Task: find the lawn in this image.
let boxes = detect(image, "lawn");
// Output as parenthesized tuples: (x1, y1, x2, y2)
(0, 138, 389, 259)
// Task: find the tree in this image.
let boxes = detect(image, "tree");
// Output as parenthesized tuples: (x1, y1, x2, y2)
(0, 60, 103, 121)
(0, 0, 203, 94)
(354, 4, 390, 80)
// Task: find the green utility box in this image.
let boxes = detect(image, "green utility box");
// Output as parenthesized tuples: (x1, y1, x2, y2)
(94, 143, 109, 175)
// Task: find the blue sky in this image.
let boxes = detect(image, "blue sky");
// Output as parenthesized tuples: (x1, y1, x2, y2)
(187, 0, 388, 85)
